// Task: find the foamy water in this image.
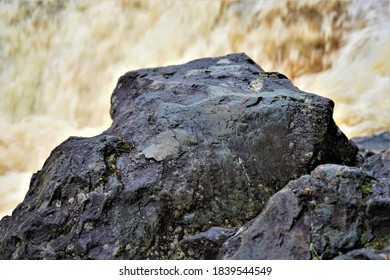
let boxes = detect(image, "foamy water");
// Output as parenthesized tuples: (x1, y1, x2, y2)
(0, 0, 389, 218)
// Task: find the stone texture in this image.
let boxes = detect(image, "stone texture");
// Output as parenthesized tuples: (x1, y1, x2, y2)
(218, 149, 390, 260)
(362, 149, 390, 237)
(334, 245, 390, 260)
(0, 53, 359, 259)
(353, 131, 390, 158)
(179, 227, 237, 260)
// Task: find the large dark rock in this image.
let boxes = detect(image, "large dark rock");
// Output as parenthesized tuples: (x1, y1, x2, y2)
(0, 53, 359, 259)
(218, 149, 390, 260)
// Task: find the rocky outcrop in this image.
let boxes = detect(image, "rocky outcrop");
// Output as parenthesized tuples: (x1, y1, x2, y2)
(218, 149, 390, 260)
(0, 53, 359, 259)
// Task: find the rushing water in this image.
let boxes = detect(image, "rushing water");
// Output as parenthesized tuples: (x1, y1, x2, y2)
(0, 0, 389, 217)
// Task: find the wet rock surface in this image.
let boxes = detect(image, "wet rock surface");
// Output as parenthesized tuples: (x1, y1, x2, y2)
(218, 149, 390, 260)
(0, 53, 359, 259)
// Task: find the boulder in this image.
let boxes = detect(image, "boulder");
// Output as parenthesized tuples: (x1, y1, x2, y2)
(0, 53, 359, 259)
(218, 149, 390, 260)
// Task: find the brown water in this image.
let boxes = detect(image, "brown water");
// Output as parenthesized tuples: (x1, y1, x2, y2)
(0, 0, 389, 217)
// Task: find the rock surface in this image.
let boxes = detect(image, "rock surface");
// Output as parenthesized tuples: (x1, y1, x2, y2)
(218, 149, 390, 260)
(353, 131, 390, 158)
(0, 53, 359, 259)
(179, 227, 237, 260)
(362, 149, 390, 237)
(334, 246, 390, 260)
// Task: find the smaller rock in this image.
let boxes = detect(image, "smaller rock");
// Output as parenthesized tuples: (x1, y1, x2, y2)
(218, 149, 390, 260)
(353, 131, 390, 158)
(362, 148, 390, 179)
(362, 149, 390, 236)
(178, 227, 237, 259)
(334, 245, 390, 260)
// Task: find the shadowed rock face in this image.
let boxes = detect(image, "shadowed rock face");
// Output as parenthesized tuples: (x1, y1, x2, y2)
(0, 53, 359, 259)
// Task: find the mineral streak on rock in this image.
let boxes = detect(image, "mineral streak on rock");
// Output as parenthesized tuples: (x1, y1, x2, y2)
(0, 53, 359, 259)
